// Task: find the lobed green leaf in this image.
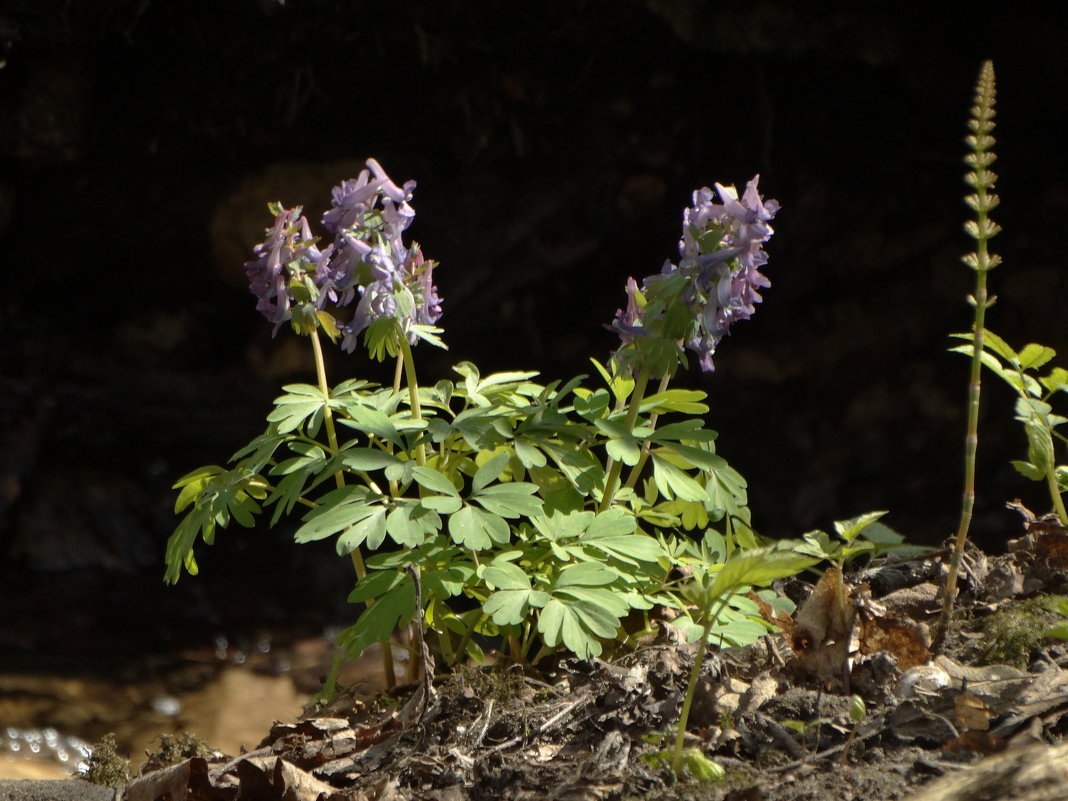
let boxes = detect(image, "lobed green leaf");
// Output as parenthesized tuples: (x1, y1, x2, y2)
(294, 487, 380, 544)
(833, 511, 889, 543)
(1019, 343, 1057, 371)
(640, 389, 709, 415)
(1041, 367, 1068, 395)
(336, 506, 388, 554)
(385, 502, 439, 547)
(343, 406, 403, 447)
(554, 561, 617, 588)
(473, 452, 510, 491)
(412, 466, 460, 497)
(514, 438, 548, 468)
(449, 505, 510, 550)
(340, 571, 415, 659)
(538, 587, 629, 658)
(707, 544, 817, 602)
(651, 454, 707, 502)
(341, 448, 403, 471)
(473, 483, 544, 517)
(268, 385, 327, 434)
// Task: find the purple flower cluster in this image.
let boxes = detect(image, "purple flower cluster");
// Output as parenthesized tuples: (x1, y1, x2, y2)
(611, 175, 778, 372)
(245, 206, 327, 328)
(244, 159, 443, 351)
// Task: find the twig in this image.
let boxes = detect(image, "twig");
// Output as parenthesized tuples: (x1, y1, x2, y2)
(767, 714, 884, 773)
(488, 692, 591, 752)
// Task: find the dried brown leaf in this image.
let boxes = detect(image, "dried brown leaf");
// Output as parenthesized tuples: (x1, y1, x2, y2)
(124, 757, 232, 801)
(236, 756, 336, 801)
(940, 729, 1005, 756)
(789, 567, 856, 686)
(857, 612, 931, 671)
(954, 690, 994, 732)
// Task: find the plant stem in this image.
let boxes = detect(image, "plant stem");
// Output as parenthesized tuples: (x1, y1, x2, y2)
(623, 373, 671, 491)
(449, 612, 489, 667)
(934, 60, 998, 651)
(310, 330, 368, 576)
(396, 332, 428, 685)
(599, 368, 650, 512)
(310, 329, 345, 490)
(1047, 466, 1068, 526)
(936, 276, 988, 651)
(398, 335, 427, 467)
(310, 328, 393, 683)
(672, 595, 729, 775)
(393, 351, 404, 393)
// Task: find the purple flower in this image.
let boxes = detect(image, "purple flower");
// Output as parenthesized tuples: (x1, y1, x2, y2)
(321, 159, 442, 352)
(610, 277, 646, 344)
(692, 178, 777, 356)
(244, 158, 444, 352)
(340, 243, 443, 353)
(245, 206, 329, 331)
(322, 158, 417, 236)
(610, 175, 778, 373)
(408, 246, 443, 328)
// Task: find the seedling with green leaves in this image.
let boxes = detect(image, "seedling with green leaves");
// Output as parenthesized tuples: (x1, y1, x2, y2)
(665, 544, 816, 777)
(838, 694, 867, 765)
(797, 510, 924, 571)
(950, 331, 1068, 525)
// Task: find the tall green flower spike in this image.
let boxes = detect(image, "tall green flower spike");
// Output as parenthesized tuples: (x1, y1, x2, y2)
(935, 60, 1000, 650)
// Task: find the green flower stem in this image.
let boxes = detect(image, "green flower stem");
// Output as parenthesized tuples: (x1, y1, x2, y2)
(393, 351, 405, 394)
(623, 372, 671, 491)
(672, 595, 729, 775)
(398, 335, 427, 467)
(310, 328, 396, 685)
(379, 352, 405, 497)
(310, 329, 367, 577)
(520, 622, 542, 665)
(309, 329, 346, 490)
(599, 368, 650, 512)
(396, 333, 428, 686)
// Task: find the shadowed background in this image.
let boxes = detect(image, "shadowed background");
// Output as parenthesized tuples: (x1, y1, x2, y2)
(1, 0, 1066, 758)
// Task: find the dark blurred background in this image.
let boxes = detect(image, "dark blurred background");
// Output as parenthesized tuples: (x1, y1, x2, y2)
(2, 1, 1067, 666)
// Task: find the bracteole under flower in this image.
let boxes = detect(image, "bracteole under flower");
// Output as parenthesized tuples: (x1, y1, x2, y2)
(610, 175, 778, 374)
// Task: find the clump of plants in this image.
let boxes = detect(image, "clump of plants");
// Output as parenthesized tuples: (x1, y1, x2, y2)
(84, 733, 131, 787)
(159, 57, 1068, 787)
(165, 158, 815, 778)
(141, 732, 215, 773)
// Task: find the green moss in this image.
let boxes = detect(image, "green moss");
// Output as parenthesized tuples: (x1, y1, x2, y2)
(445, 663, 531, 705)
(141, 732, 214, 773)
(85, 733, 130, 787)
(976, 594, 1068, 668)
(753, 746, 792, 769)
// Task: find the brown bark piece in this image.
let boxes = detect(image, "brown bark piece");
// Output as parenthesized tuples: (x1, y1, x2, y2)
(905, 742, 1068, 801)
